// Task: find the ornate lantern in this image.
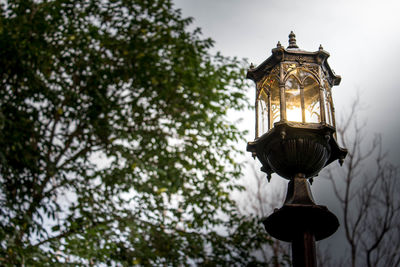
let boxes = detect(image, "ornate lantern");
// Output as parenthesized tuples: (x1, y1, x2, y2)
(247, 32, 347, 266)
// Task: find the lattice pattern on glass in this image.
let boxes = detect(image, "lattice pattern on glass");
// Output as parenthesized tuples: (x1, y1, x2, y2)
(303, 77, 320, 123)
(256, 75, 279, 137)
(324, 80, 334, 127)
(255, 64, 334, 138)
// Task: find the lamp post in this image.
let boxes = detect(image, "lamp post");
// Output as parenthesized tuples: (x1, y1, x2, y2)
(247, 32, 347, 267)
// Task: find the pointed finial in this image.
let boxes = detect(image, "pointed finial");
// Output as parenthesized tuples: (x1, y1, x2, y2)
(250, 63, 254, 69)
(319, 44, 323, 51)
(277, 41, 282, 48)
(288, 31, 299, 49)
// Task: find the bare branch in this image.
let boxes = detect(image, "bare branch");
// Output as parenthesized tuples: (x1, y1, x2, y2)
(324, 98, 400, 267)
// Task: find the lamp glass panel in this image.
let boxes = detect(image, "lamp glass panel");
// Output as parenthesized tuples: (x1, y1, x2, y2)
(285, 76, 302, 122)
(303, 77, 320, 123)
(269, 77, 280, 127)
(324, 81, 333, 126)
(256, 76, 280, 137)
(257, 89, 268, 136)
(297, 67, 309, 81)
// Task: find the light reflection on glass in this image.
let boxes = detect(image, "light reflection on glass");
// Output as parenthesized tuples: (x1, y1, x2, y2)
(255, 65, 335, 136)
(285, 76, 302, 122)
(304, 77, 320, 123)
(286, 106, 302, 122)
(270, 78, 280, 126)
(324, 81, 333, 126)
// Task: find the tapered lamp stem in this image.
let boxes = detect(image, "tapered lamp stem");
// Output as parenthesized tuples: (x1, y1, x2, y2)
(292, 230, 317, 267)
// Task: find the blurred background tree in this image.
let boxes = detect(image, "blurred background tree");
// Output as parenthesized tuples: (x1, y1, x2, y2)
(322, 99, 400, 267)
(0, 0, 272, 265)
(236, 163, 290, 266)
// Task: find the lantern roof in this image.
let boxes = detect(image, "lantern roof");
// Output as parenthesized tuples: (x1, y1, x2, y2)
(246, 31, 341, 87)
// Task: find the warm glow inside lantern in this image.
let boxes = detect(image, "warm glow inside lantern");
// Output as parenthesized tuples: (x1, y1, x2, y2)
(251, 32, 339, 139)
(247, 32, 346, 180)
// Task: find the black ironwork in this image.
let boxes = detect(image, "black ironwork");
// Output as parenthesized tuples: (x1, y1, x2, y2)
(246, 32, 347, 266)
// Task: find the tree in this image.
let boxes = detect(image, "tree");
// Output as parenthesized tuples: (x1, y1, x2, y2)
(323, 99, 400, 267)
(0, 0, 269, 265)
(236, 162, 290, 266)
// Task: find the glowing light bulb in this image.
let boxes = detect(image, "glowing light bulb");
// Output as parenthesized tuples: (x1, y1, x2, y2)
(286, 107, 302, 122)
(286, 107, 321, 123)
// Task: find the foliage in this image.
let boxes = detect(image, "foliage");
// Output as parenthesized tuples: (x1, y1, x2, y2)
(236, 163, 291, 266)
(0, 0, 270, 265)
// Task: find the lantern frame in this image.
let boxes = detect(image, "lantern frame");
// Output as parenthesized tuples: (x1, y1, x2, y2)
(247, 32, 347, 180)
(249, 37, 341, 139)
(255, 62, 336, 136)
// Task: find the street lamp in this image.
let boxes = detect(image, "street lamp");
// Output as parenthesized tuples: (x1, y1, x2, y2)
(247, 32, 347, 267)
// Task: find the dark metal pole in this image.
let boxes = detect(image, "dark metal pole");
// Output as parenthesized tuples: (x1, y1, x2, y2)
(286, 175, 317, 267)
(263, 174, 339, 267)
(292, 230, 317, 267)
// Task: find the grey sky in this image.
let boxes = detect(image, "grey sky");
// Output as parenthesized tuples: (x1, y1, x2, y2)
(174, 0, 400, 162)
(173, 0, 400, 261)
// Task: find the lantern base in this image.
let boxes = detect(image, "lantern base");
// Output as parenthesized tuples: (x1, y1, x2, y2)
(247, 121, 347, 179)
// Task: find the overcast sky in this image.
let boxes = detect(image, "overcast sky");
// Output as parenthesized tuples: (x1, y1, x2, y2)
(173, 0, 400, 260)
(173, 0, 400, 162)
